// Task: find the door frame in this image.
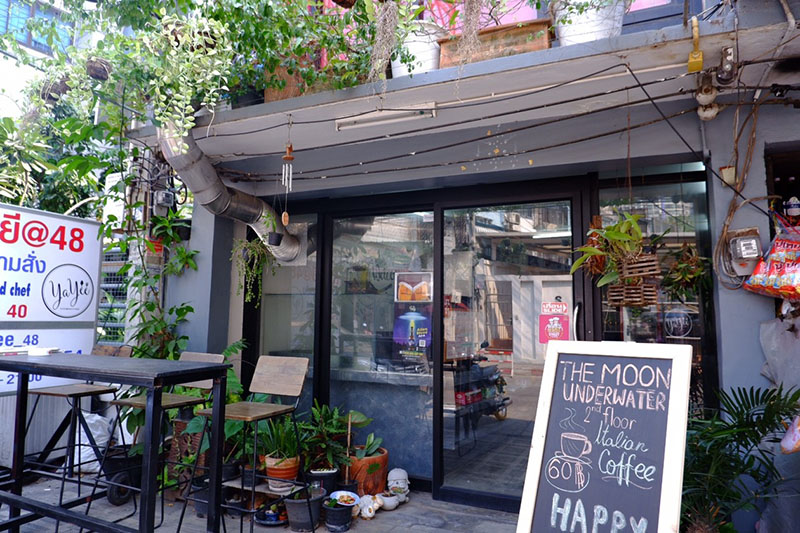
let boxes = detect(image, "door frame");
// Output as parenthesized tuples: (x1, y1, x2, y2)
(279, 173, 598, 508)
(431, 176, 594, 511)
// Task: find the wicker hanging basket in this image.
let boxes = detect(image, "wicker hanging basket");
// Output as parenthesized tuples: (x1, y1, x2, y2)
(607, 283, 658, 307)
(621, 253, 661, 279)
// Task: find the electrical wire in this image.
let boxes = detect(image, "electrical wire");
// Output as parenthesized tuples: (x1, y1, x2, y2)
(219, 90, 689, 180)
(194, 63, 635, 141)
(624, 64, 772, 219)
(221, 106, 698, 183)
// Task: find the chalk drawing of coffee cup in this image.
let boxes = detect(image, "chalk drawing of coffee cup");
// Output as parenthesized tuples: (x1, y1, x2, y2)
(561, 432, 591, 460)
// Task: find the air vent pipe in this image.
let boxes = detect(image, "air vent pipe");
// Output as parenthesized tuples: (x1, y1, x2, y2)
(157, 125, 300, 262)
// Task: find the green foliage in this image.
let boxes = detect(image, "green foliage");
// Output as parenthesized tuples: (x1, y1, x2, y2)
(231, 235, 277, 307)
(355, 432, 383, 459)
(682, 387, 800, 532)
(570, 211, 668, 287)
(661, 243, 710, 303)
(0, 117, 55, 204)
(261, 416, 302, 462)
(533, 0, 632, 27)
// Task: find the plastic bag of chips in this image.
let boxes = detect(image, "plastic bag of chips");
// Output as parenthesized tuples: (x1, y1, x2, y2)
(744, 217, 800, 301)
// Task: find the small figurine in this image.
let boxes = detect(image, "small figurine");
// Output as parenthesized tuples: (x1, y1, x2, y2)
(781, 414, 800, 454)
(358, 496, 377, 519)
(387, 468, 410, 503)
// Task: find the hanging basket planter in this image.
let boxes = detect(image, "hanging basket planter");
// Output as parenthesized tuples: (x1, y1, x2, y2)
(86, 58, 112, 81)
(621, 253, 661, 279)
(331, 0, 356, 8)
(607, 283, 658, 308)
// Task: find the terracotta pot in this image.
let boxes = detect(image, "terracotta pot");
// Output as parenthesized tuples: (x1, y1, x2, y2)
(263, 455, 300, 493)
(348, 447, 388, 496)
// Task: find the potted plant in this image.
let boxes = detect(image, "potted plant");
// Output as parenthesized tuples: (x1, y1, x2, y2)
(681, 386, 800, 533)
(323, 494, 357, 532)
(230, 235, 277, 308)
(571, 211, 667, 307)
(348, 432, 389, 496)
(389, 2, 445, 78)
(661, 243, 710, 303)
(130, 12, 235, 147)
(284, 485, 327, 532)
(300, 402, 356, 495)
(545, 0, 633, 46)
(260, 415, 302, 494)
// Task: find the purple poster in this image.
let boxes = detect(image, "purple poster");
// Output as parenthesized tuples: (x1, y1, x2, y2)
(392, 303, 432, 364)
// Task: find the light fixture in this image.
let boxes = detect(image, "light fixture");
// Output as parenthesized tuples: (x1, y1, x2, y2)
(335, 102, 437, 131)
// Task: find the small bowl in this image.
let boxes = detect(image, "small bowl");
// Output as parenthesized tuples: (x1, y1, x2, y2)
(329, 490, 359, 507)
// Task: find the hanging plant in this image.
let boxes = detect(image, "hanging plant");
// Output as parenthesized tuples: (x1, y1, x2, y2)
(231, 237, 276, 307)
(369, 0, 400, 82)
(139, 12, 234, 148)
(661, 243, 710, 303)
(571, 211, 668, 307)
(455, 0, 483, 64)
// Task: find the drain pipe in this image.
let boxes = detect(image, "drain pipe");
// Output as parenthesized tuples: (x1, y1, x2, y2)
(157, 125, 300, 262)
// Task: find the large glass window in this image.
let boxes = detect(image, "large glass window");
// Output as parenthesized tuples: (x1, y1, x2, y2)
(600, 181, 715, 408)
(260, 214, 317, 413)
(329, 212, 434, 479)
(442, 201, 572, 497)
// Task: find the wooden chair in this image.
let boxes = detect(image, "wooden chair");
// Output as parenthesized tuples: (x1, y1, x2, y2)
(177, 355, 313, 533)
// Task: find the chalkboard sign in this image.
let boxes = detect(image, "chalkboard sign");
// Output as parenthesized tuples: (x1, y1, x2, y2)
(517, 341, 691, 533)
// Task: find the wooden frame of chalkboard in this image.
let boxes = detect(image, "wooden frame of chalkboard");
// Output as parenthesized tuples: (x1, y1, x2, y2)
(517, 341, 692, 533)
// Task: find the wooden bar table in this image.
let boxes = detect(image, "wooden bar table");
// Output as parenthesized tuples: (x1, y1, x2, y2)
(0, 353, 229, 533)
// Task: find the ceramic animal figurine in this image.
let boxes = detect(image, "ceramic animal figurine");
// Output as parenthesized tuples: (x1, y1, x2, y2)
(387, 468, 410, 502)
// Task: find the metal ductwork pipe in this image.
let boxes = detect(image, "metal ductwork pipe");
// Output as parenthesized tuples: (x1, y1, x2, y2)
(157, 125, 300, 262)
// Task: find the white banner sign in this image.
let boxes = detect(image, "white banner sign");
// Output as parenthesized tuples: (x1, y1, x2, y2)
(0, 204, 101, 392)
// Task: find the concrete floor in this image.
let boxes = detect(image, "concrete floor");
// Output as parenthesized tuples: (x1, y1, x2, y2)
(0, 476, 519, 532)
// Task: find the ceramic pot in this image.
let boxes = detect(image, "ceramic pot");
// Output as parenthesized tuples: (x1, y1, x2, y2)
(380, 491, 400, 511)
(553, 0, 627, 46)
(285, 488, 327, 532)
(324, 500, 352, 532)
(349, 447, 389, 496)
(391, 21, 445, 78)
(263, 455, 300, 493)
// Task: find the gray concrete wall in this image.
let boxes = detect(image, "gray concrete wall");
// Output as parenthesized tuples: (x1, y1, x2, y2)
(165, 206, 235, 353)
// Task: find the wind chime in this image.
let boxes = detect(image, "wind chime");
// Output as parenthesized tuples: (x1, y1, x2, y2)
(280, 117, 294, 226)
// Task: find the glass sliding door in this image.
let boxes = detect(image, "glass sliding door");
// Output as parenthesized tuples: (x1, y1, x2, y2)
(441, 201, 573, 498)
(329, 212, 434, 479)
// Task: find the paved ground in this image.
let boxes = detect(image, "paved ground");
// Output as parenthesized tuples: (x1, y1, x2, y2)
(0, 476, 519, 532)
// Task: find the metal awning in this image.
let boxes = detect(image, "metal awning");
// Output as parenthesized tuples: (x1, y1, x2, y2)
(132, 20, 800, 199)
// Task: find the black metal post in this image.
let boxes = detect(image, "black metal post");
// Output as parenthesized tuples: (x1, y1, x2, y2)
(139, 386, 163, 532)
(10, 372, 29, 533)
(207, 374, 226, 533)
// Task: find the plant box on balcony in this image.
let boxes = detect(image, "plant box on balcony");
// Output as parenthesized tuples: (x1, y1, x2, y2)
(438, 18, 551, 69)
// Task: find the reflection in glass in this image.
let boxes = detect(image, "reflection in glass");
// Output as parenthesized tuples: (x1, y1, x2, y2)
(599, 181, 713, 408)
(329, 213, 434, 479)
(443, 201, 572, 497)
(260, 214, 317, 414)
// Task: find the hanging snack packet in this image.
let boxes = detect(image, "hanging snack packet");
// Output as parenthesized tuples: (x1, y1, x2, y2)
(744, 216, 800, 301)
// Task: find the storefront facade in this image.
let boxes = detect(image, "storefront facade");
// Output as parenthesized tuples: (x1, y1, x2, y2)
(151, 3, 800, 523)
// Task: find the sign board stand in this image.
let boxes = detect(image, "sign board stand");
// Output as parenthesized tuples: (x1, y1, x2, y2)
(517, 341, 692, 533)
